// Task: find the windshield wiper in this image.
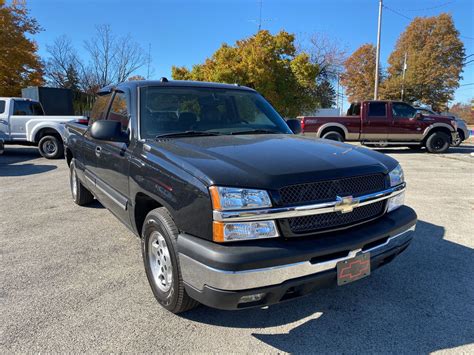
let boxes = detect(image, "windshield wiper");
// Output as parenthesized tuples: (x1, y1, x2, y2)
(155, 131, 222, 139)
(230, 129, 281, 135)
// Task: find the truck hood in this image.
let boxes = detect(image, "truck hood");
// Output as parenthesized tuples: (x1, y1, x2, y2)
(145, 134, 399, 188)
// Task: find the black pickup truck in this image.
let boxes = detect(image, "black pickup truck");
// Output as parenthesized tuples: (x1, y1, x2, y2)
(65, 79, 417, 313)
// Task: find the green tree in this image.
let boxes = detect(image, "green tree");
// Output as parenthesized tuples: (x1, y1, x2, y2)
(0, 1, 44, 96)
(381, 14, 465, 111)
(172, 30, 320, 117)
(340, 44, 378, 102)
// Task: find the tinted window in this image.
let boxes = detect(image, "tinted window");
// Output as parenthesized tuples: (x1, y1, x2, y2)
(368, 102, 386, 117)
(89, 94, 112, 125)
(392, 102, 416, 118)
(108, 92, 129, 132)
(139, 87, 291, 139)
(347, 103, 361, 116)
(0, 100, 5, 114)
(13, 100, 44, 115)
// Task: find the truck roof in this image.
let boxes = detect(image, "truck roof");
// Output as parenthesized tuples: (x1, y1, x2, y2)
(0, 97, 37, 101)
(100, 79, 257, 95)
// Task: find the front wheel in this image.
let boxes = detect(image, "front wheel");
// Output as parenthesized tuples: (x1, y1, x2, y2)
(38, 135, 64, 159)
(142, 208, 199, 314)
(425, 131, 450, 153)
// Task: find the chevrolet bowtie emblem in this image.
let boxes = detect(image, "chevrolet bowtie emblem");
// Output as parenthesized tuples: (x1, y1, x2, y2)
(335, 195, 359, 214)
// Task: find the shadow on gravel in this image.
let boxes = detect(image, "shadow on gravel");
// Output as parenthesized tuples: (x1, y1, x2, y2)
(183, 220, 474, 353)
(0, 146, 57, 176)
(371, 144, 474, 155)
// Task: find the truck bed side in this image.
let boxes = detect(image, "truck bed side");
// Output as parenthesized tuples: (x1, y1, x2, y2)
(299, 115, 362, 140)
(65, 122, 89, 168)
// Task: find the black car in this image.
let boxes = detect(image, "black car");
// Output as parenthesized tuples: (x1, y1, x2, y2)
(65, 79, 417, 313)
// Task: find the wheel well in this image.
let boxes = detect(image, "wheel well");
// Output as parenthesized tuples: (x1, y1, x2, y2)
(134, 193, 163, 237)
(457, 129, 465, 141)
(66, 148, 73, 166)
(35, 128, 61, 143)
(320, 126, 345, 139)
(423, 127, 452, 144)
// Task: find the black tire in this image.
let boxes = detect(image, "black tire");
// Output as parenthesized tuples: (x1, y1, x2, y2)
(142, 207, 199, 314)
(451, 130, 464, 147)
(69, 159, 94, 206)
(425, 131, 450, 153)
(38, 135, 64, 159)
(322, 130, 344, 142)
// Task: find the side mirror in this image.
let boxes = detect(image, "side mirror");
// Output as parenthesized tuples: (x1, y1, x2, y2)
(90, 120, 128, 143)
(286, 119, 302, 134)
(414, 112, 423, 120)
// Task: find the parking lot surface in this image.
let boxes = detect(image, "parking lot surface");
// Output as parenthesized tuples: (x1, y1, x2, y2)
(1, 144, 473, 353)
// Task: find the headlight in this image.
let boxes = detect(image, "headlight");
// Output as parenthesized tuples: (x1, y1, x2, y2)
(213, 221, 279, 242)
(209, 186, 272, 210)
(388, 164, 405, 212)
(210, 186, 277, 242)
(389, 164, 404, 187)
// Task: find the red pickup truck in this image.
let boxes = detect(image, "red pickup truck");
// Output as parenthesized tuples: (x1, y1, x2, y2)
(299, 100, 458, 153)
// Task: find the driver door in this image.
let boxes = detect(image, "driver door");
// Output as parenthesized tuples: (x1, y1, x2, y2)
(389, 102, 423, 141)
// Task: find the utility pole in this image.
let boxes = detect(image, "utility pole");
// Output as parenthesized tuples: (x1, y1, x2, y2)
(147, 43, 151, 79)
(401, 52, 407, 101)
(374, 0, 383, 100)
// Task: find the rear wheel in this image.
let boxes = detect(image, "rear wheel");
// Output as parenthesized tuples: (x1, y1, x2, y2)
(322, 131, 344, 142)
(425, 131, 450, 153)
(142, 207, 199, 314)
(70, 160, 94, 206)
(38, 135, 64, 159)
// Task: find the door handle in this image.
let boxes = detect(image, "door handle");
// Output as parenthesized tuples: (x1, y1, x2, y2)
(95, 146, 102, 157)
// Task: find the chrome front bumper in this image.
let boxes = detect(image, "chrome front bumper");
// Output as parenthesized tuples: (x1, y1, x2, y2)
(180, 225, 415, 292)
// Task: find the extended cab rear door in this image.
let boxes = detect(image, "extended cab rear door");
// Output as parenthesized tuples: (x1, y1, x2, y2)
(360, 101, 389, 141)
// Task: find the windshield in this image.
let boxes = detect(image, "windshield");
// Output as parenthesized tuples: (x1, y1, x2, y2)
(139, 86, 292, 138)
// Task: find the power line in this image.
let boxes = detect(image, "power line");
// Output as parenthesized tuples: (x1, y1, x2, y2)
(383, 5, 412, 20)
(459, 83, 474, 86)
(386, 1, 454, 12)
(384, 5, 473, 41)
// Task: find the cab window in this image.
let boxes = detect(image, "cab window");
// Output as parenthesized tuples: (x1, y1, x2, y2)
(13, 100, 44, 115)
(392, 102, 416, 118)
(367, 102, 386, 117)
(89, 94, 112, 125)
(0, 100, 5, 114)
(107, 92, 129, 132)
(347, 103, 361, 116)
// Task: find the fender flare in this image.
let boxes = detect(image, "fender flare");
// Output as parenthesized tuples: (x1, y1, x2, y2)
(422, 123, 455, 140)
(27, 121, 66, 143)
(316, 123, 349, 139)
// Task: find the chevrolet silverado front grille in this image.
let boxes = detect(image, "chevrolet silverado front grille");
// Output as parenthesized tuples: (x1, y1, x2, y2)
(287, 200, 386, 233)
(279, 174, 387, 234)
(279, 174, 387, 205)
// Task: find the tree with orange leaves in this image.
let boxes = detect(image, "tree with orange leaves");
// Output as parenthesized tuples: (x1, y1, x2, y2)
(0, 0, 44, 96)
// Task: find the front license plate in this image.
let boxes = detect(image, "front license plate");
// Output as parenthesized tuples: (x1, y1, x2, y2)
(337, 252, 371, 286)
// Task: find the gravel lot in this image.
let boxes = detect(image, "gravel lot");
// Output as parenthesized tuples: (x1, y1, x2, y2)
(1, 143, 473, 353)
